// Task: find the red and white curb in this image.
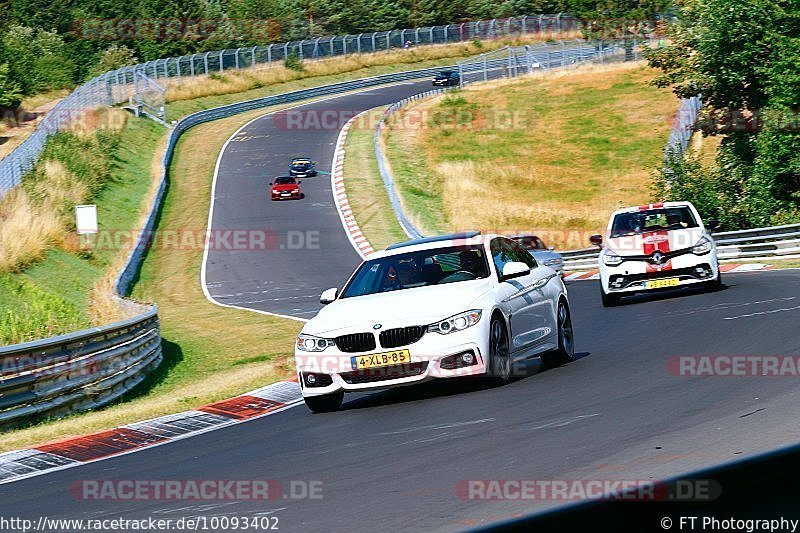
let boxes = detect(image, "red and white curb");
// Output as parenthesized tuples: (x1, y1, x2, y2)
(563, 263, 775, 281)
(0, 379, 303, 484)
(331, 112, 374, 260)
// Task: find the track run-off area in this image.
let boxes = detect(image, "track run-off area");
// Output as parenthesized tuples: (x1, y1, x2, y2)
(2, 80, 800, 532)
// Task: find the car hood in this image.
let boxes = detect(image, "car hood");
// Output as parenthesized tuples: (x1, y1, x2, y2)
(606, 227, 705, 256)
(272, 183, 298, 191)
(304, 279, 494, 336)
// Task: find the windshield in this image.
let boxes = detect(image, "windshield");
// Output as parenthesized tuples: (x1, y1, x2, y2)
(341, 245, 489, 298)
(274, 177, 296, 184)
(611, 207, 699, 237)
(512, 235, 547, 250)
(291, 161, 310, 168)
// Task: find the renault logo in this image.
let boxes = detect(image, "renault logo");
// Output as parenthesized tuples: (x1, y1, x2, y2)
(373, 323, 382, 330)
(651, 251, 664, 265)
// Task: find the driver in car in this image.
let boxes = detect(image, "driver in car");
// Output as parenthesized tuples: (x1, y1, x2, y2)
(459, 250, 483, 277)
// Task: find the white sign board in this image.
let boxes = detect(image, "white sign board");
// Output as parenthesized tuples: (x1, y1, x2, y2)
(75, 205, 98, 235)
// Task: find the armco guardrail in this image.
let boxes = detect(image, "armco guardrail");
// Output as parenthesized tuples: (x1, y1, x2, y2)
(561, 223, 800, 270)
(0, 13, 576, 198)
(1, 66, 448, 426)
(0, 306, 161, 427)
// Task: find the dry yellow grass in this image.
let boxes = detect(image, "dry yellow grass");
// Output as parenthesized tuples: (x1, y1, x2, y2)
(384, 61, 679, 249)
(166, 35, 571, 103)
(0, 188, 64, 272)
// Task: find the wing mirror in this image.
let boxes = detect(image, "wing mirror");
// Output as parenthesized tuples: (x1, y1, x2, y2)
(268, 181, 272, 185)
(320, 287, 338, 305)
(501, 261, 530, 280)
(547, 245, 555, 251)
(706, 219, 720, 231)
(589, 234, 603, 247)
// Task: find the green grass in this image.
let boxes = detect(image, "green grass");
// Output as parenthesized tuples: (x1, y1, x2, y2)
(380, 62, 679, 249)
(342, 109, 408, 249)
(0, 117, 165, 344)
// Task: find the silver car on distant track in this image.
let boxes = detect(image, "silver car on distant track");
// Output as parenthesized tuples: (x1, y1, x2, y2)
(510, 235, 565, 277)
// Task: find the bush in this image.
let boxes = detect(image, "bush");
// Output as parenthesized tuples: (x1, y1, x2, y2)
(284, 53, 305, 72)
(0, 62, 23, 109)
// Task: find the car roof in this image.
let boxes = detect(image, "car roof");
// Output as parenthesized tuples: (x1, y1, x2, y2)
(369, 232, 508, 259)
(610, 201, 695, 217)
(291, 158, 311, 163)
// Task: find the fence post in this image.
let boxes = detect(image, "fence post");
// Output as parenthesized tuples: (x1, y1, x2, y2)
(251, 46, 257, 67)
(219, 50, 224, 72)
(483, 54, 488, 81)
(268, 44, 273, 66)
(371, 32, 377, 52)
(357, 34, 362, 53)
(332, 36, 337, 56)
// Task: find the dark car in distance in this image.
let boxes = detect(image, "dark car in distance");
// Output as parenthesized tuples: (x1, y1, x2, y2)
(433, 70, 460, 86)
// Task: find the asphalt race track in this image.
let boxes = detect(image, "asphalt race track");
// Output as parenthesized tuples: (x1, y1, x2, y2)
(3, 77, 800, 530)
(203, 81, 436, 319)
(3, 271, 800, 531)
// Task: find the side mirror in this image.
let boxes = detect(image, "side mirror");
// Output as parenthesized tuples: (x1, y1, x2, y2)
(501, 261, 530, 280)
(589, 234, 603, 247)
(547, 245, 555, 251)
(268, 181, 272, 185)
(298, 180, 302, 184)
(706, 219, 720, 231)
(320, 287, 338, 305)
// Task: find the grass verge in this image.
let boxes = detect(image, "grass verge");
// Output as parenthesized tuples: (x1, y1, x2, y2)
(342, 108, 408, 250)
(0, 114, 166, 344)
(0, 104, 304, 452)
(380, 61, 679, 249)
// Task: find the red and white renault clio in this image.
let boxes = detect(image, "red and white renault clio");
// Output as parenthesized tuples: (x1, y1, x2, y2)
(590, 201, 721, 307)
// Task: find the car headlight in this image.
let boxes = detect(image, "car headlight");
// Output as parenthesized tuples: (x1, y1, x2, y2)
(602, 249, 624, 266)
(692, 236, 712, 255)
(292, 188, 300, 192)
(427, 310, 482, 334)
(297, 334, 334, 352)
(543, 258, 563, 267)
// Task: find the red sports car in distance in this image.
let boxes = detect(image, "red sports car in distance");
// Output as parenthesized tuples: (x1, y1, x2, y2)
(270, 176, 303, 201)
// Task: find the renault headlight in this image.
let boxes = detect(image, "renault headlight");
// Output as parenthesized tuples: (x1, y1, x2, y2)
(602, 249, 624, 266)
(428, 310, 482, 335)
(297, 334, 334, 352)
(692, 236, 712, 255)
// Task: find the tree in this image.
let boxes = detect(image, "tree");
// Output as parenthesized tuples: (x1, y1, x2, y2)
(0, 25, 75, 94)
(0, 62, 23, 108)
(646, 0, 800, 227)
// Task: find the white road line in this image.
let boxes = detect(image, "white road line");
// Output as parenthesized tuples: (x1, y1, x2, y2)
(723, 304, 800, 320)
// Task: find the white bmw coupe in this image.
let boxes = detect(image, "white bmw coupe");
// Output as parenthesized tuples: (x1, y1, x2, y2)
(294, 232, 575, 412)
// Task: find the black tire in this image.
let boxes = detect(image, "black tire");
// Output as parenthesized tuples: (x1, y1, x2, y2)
(542, 300, 576, 368)
(303, 391, 344, 413)
(601, 286, 620, 307)
(488, 316, 512, 384)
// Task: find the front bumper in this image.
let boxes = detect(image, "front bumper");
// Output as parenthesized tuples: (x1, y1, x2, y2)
(295, 327, 488, 397)
(272, 191, 301, 200)
(600, 254, 719, 294)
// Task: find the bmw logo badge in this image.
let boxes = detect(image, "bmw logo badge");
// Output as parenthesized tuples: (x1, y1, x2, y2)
(373, 323, 382, 330)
